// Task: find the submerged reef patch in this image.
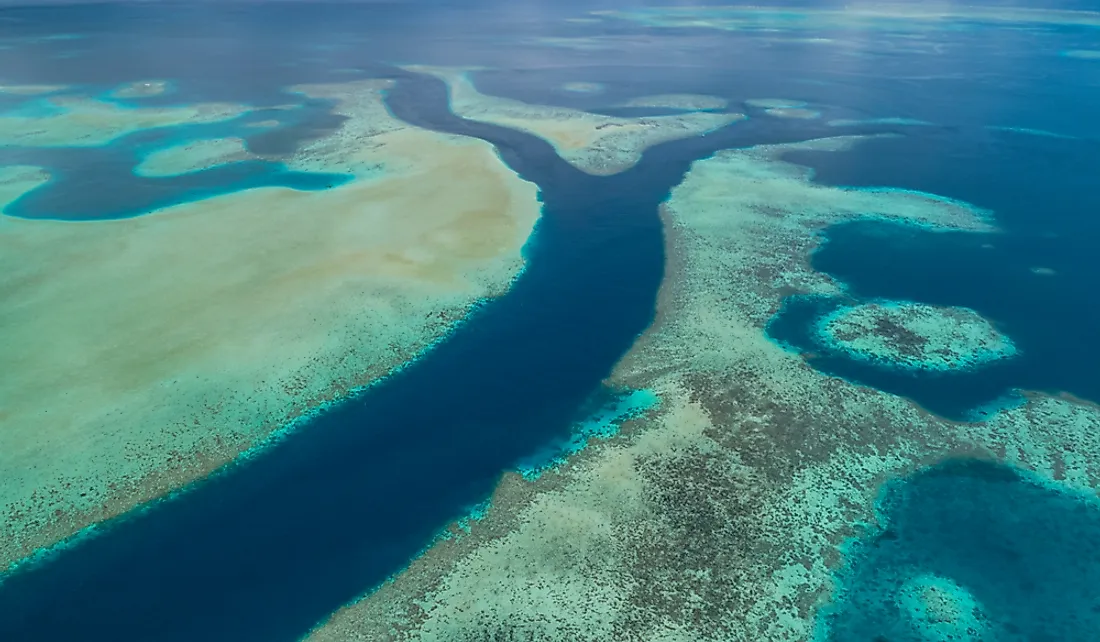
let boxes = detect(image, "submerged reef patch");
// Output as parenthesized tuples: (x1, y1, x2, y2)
(599, 6, 1100, 33)
(407, 65, 745, 175)
(816, 302, 1018, 373)
(819, 459, 1100, 642)
(310, 135, 1100, 641)
(745, 97, 807, 109)
(560, 82, 604, 94)
(0, 84, 68, 96)
(1062, 49, 1100, 60)
(764, 107, 820, 120)
(620, 94, 729, 111)
(515, 388, 658, 480)
(109, 80, 173, 99)
(0, 95, 247, 147)
(0, 165, 50, 206)
(0, 78, 542, 568)
(133, 137, 255, 177)
(829, 117, 933, 127)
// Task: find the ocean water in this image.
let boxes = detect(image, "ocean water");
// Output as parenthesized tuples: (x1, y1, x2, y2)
(819, 459, 1100, 642)
(2, 103, 350, 220)
(1, 2, 1099, 641)
(769, 125, 1100, 419)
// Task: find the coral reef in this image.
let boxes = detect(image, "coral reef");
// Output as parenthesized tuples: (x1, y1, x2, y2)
(815, 301, 1018, 373)
(406, 66, 744, 175)
(820, 460, 1100, 642)
(133, 137, 255, 177)
(621, 94, 728, 111)
(0, 79, 542, 568)
(109, 80, 172, 99)
(307, 135, 1100, 642)
(0, 95, 247, 147)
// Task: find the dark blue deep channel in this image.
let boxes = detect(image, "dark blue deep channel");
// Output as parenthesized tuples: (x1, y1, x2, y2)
(0, 68, 897, 641)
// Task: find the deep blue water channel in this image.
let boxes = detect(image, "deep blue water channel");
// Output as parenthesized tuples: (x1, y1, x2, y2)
(3, 3, 1100, 641)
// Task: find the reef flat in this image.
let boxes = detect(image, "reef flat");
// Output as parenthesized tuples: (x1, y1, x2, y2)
(134, 137, 255, 177)
(406, 66, 743, 175)
(829, 117, 933, 128)
(0, 95, 246, 147)
(764, 107, 820, 120)
(744, 99, 820, 120)
(0, 79, 541, 568)
(308, 136, 1100, 641)
(815, 302, 1018, 373)
(560, 82, 605, 94)
(621, 94, 729, 111)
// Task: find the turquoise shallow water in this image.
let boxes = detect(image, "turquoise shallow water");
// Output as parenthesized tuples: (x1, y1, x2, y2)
(1, 2, 1099, 641)
(1, 101, 349, 220)
(819, 459, 1100, 642)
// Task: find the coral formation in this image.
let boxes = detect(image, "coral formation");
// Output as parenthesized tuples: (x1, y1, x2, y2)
(820, 460, 1100, 642)
(621, 94, 728, 111)
(133, 137, 255, 177)
(406, 66, 744, 175)
(560, 82, 604, 94)
(0, 95, 247, 146)
(109, 80, 172, 99)
(745, 98, 806, 109)
(816, 302, 1018, 373)
(829, 117, 932, 127)
(0, 79, 542, 568)
(307, 135, 1100, 642)
(764, 107, 820, 119)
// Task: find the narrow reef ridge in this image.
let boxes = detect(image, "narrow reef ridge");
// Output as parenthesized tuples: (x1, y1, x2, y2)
(406, 65, 745, 175)
(308, 135, 1100, 642)
(620, 94, 729, 111)
(0, 78, 542, 569)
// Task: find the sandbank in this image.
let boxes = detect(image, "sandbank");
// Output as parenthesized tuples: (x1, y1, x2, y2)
(0, 78, 541, 568)
(405, 65, 745, 175)
(134, 137, 255, 177)
(309, 135, 1100, 642)
(0, 95, 248, 147)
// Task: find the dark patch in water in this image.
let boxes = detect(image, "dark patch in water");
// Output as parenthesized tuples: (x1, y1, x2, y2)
(820, 459, 1100, 642)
